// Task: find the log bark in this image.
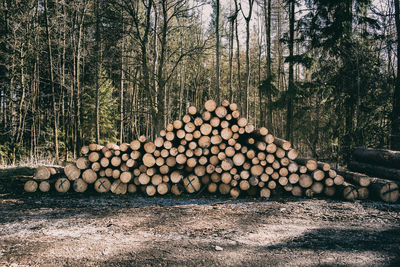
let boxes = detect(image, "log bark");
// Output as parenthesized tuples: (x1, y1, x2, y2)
(349, 161, 400, 182)
(353, 147, 400, 169)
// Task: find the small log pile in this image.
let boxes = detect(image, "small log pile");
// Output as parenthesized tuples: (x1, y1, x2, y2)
(23, 166, 65, 193)
(23, 100, 399, 203)
(334, 147, 400, 203)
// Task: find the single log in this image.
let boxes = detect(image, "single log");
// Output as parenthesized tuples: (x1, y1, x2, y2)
(183, 175, 201, 193)
(299, 165, 307, 174)
(112, 169, 121, 179)
(239, 180, 250, 191)
(221, 172, 232, 184)
(334, 175, 344, 185)
(130, 150, 141, 160)
(39, 181, 51, 192)
(369, 178, 399, 203)
(159, 165, 169, 174)
(215, 106, 227, 118)
(266, 143, 277, 153)
(73, 178, 88, 193)
(128, 184, 137, 193)
(34, 166, 51, 180)
(287, 149, 299, 160)
(95, 178, 111, 193)
(138, 135, 147, 143)
(328, 169, 337, 178)
(170, 171, 182, 183)
(130, 140, 141, 151)
(194, 166, 206, 177)
(187, 158, 197, 168)
(111, 156, 122, 167)
(263, 134, 274, 144)
(120, 172, 132, 183)
(219, 184, 231, 195)
(299, 174, 313, 188)
(267, 180, 277, 190)
(101, 147, 111, 157)
(82, 169, 97, 184)
(105, 168, 113, 177)
(55, 178, 70, 193)
(324, 178, 334, 187)
(230, 188, 240, 198)
(335, 169, 371, 187)
(171, 184, 184, 196)
(250, 165, 264, 176)
(288, 173, 299, 184)
(291, 186, 303, 197)
(312, 170, 325, 181)
(24, 180, 38, 192)
(278, 177, 288, 186)
(138, 173, 150, 185)
(348, 161, 400, 182)
(157, 183, 170, 195)
(120, 143, 130, 152)
(100, 157, 110, 168)
(142, 153, 156, 167)
(317, 161, 331, 172)
(324, 186, 336, 197)
(81, 145, 89, 155)
(208, 183, 218, 193)
(311, 182, 324, 194)
(280, 157, 290, 167)
(342, 182, 358, 201)
(198, 136, 211, 148)
(274, 138, 291, 150)
(353, 147, 400, 169)
(288, 162, 298, 173)
(111, 179, 127, 194)
(88, 152, 100, 162)
(260, 188, 271, 199)
(64, 163, 81, 181)
(279, 168, 288, 177)
(221, 128, 233, 140)
(357, 187, 369, 200)
(221, 158, 234, 171)
(150, 174, 162, 186)
(91, 162, 101, 172)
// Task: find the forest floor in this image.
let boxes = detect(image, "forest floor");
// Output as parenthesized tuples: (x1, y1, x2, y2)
(1, 167, 400, 267)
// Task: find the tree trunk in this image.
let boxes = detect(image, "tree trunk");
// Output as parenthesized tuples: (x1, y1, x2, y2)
(392, 0, 400, 150)
(44, 0, 59, 163)
(95, 0, 100, 144)
(286, 0, 295, 142)
(215, 0, 220, 103)
(120, 14, 125, 144)
(263, 0, 272, 129)
(234, 0, 241, 107)
(242, 0, 254, 120)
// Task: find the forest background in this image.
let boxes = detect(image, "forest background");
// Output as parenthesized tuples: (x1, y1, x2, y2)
(0, 0, 399, 165)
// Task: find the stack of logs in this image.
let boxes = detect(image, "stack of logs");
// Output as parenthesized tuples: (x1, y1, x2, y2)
(23, 100, 399, 203)
(335, 147, 400, 203)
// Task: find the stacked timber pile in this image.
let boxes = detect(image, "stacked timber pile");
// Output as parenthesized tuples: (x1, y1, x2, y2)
(23, 166, 65, 193)
(335, 147, 400, 203)
(22, 100, 399, 203)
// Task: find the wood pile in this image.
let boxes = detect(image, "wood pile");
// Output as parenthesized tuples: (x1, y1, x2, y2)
(23, 100, 399, 203)
(336, 147, 400, 203)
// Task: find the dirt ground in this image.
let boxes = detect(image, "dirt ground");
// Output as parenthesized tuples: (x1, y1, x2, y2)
(1, 168, 400, 266)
